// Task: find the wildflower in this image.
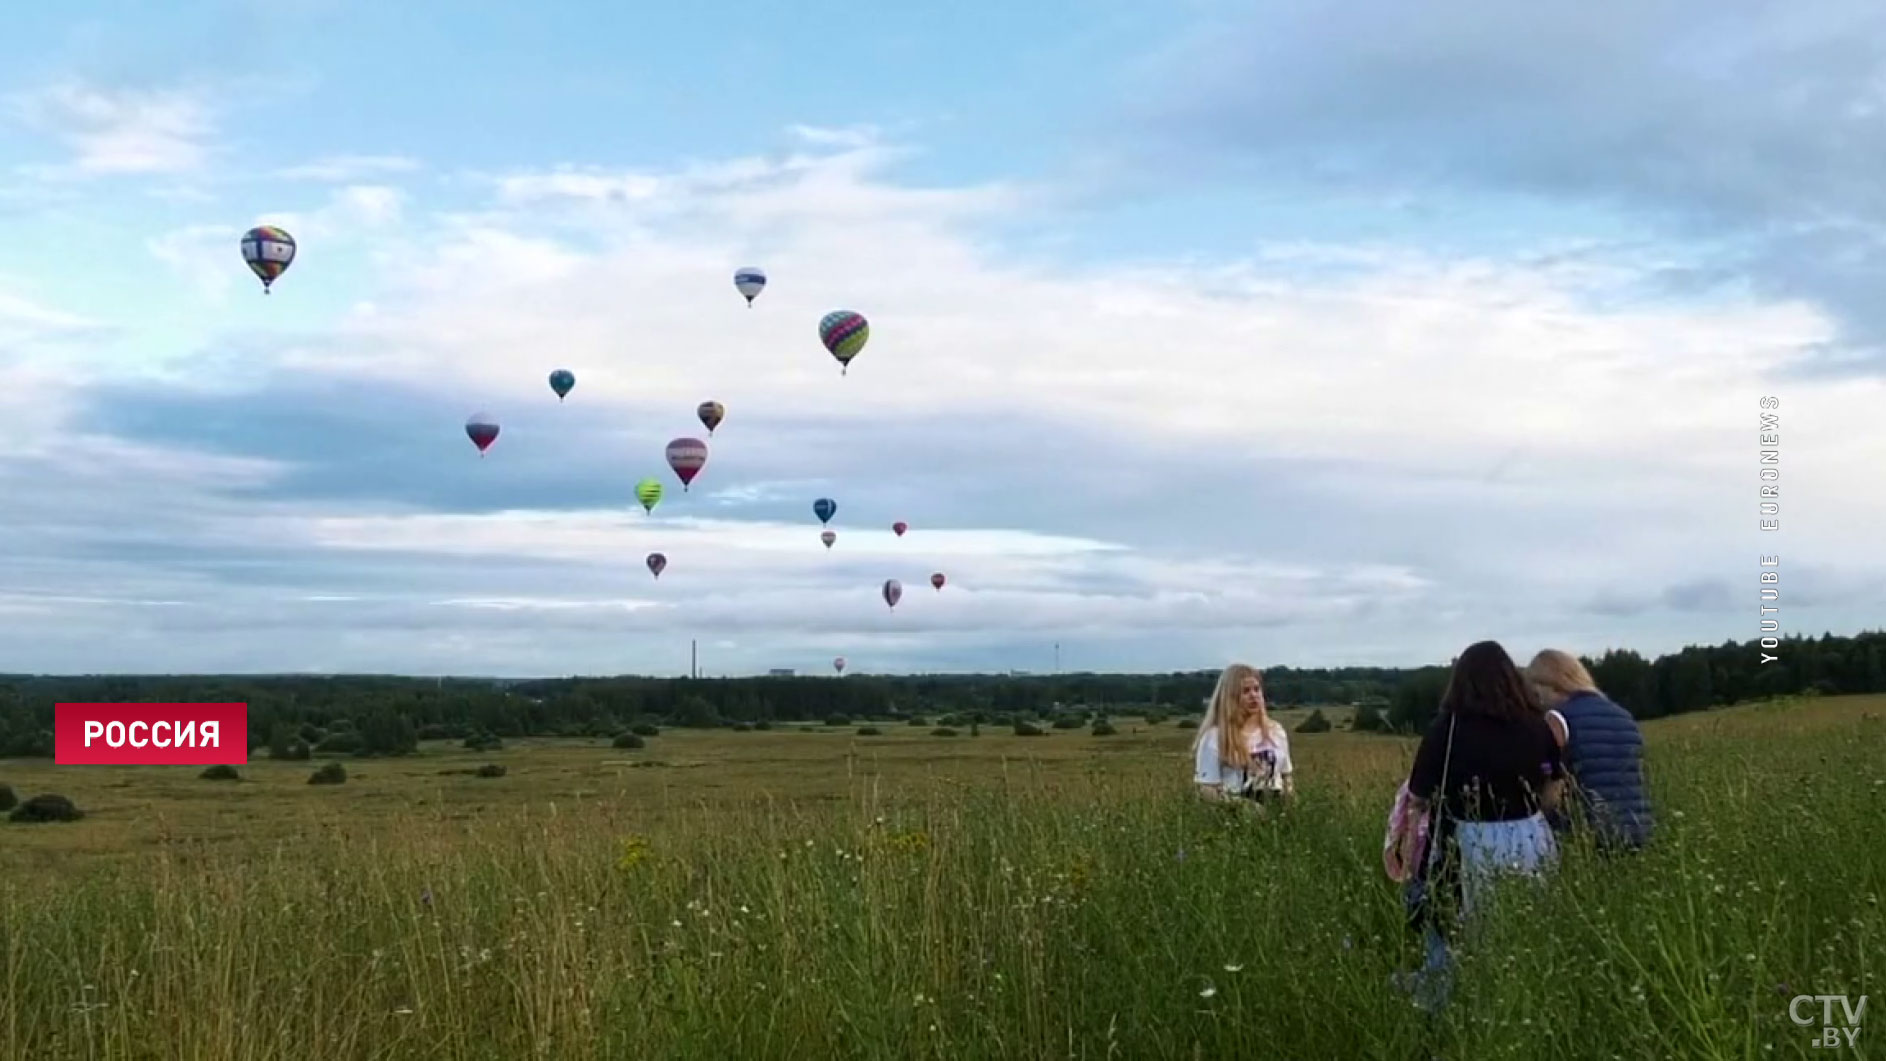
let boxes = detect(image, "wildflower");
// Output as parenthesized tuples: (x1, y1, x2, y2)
(616, 835, 651, 872)
(1200, 986, 1217, 999)
(1223, 963, 1243, 973)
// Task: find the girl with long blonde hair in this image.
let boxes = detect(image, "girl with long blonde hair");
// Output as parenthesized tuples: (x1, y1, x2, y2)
(1192, 662, 1294, 804)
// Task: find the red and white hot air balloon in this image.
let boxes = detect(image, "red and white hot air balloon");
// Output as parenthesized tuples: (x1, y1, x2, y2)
(465, 412, 500, 456)
(833, 656, 846, 675)
(665, 437, 708, 491)
(821, 530, 836, 549)
(892, 521, 908, 537)
(882, 579, 902, 609)
(931, 572, 946, 591)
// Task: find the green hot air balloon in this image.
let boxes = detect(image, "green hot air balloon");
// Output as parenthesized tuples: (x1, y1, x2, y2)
(549, 369, 575, 401)
(636, 477, 664, 514)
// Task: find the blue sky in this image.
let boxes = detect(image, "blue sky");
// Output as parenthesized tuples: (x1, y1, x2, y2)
(1, 0, 1882, 677)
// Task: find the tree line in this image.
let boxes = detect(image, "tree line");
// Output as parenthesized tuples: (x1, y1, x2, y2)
(0, 630, 1880, 759)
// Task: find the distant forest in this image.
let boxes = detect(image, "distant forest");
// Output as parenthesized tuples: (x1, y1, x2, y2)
(1, 631, 1881, 759)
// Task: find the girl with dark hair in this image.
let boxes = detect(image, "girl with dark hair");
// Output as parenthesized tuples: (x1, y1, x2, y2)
(1390, 640, 1564, 1011)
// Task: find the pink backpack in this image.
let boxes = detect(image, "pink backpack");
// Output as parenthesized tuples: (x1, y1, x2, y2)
(1382, 781, 1431, 883)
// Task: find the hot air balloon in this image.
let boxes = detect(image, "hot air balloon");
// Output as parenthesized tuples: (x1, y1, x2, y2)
(833, 656, 846, 675)
(813, 498, 837, 525)
(818, 310, 869, 374)
(931, 572, 946, 591)
(882, 579, 902, 609)
(697, 400, 725, 435)
(465, 412, 499, 455)
(734, 267, 766, 306)
(820, 530, 836, 549)
(892, 521, 908, 537)
(240, 225, 296, 294)
(636, 477, 663, 514)
(666, 437, 708, 491)
(549, 369, 575, 401)
(646, 552, 667, 579)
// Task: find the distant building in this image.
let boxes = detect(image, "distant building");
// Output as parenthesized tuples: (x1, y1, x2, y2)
(768, 668, 795, 677)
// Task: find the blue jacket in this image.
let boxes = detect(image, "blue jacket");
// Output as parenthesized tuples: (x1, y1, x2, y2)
(1550, 691, 1653, 851)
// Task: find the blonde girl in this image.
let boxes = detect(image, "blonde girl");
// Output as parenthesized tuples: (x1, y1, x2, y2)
(1191, 662, 1294, 804)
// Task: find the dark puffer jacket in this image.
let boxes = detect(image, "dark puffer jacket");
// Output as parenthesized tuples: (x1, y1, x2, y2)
(1550, 690, 1653, 851)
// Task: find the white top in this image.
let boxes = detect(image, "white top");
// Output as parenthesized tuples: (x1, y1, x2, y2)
(1194, 722, 1293, 794)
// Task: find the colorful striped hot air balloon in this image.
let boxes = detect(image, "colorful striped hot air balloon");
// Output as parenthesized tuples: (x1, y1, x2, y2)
(240, 225, 296, 294)
(666, 437, 708, 491)
(818, 310, 869, 374)
(635, 477, 663, 514)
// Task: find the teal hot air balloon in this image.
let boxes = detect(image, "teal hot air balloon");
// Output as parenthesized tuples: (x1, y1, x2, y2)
(548, 369, 575, 401)
(818, 310, 869, 375)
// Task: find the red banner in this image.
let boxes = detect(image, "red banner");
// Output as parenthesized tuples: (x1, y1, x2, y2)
(54, 703, 249, 765)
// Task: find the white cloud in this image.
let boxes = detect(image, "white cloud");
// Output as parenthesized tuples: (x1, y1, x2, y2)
(2, 126, 1879, 674)
(274, 155, 422, 182)
(9, 80, 217, 175)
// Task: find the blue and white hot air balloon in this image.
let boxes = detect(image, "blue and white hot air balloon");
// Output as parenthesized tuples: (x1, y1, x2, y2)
(733, 266, 767, 307)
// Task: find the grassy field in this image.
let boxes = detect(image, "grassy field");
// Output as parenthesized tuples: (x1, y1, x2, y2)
(1, 699, 1880, 1059)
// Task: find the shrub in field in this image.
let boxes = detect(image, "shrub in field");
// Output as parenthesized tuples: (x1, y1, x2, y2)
(907, 717, 929, 727)
(631, 722, 660, 737)
(7, 794, 82, 823)
(939, 713, 965, 727)
(856, 726, 882, 736)
(0, 783, 15, 811)
(931, 727, 958, 737)
(1014, 721, 1046, 736)
(754, 719, 773, 730)
(1143, 713, 1167, 725)
(198, 765, 240, 781)
(1297, 709, 1333, 733)
(308, 762, 346, 785)
(1091, 721, 1118, 736)
(474, 764, 506, 778)
(731, 722, 754, 732)
(825, 714, 851, 728)
(315, 731, 365, 755)
(612, 733, 646, 749)
(1053, 716, 1085, 729)
(1175, 717, 1198, 729)
(463, 732, 503, 752)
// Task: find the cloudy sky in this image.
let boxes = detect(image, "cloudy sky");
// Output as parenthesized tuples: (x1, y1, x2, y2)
(0, 0, 1880, 678)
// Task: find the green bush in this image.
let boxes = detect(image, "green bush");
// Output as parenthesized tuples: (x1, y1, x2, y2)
(1091, 721, 1117, 737)
(474, 764, 506, 778)
(856, 726, 882, 736)
(199, 764, 241, 781)
(1297, 709, 1333, 733)
(631, 723, 660, 737)
(8, 794, 82, 823)
(1014, 721, 1046, 737)
(1052, 716, 1085, 730)
(0, 784, 16, 812)
(613, 733, 646, 749)
(315, 731, 365, 755)
(308, 762, 347, 785)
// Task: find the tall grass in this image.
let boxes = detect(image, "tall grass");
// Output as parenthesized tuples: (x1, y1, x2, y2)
(3, 710, 1880, 1059)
